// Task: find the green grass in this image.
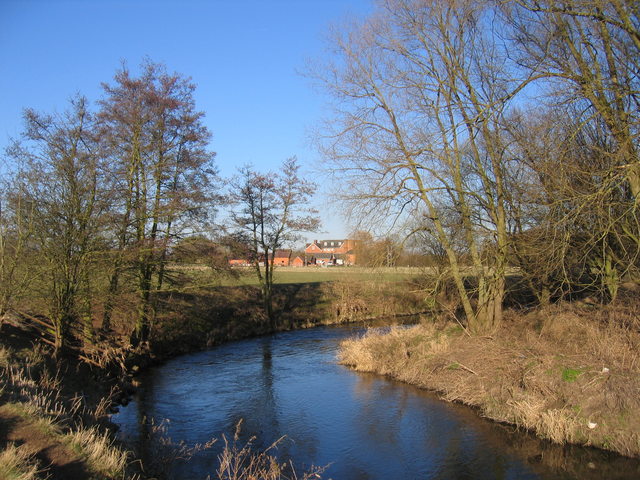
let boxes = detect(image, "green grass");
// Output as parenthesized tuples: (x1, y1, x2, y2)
(561, 367, 583, 382)
(175, 266, 423, 288)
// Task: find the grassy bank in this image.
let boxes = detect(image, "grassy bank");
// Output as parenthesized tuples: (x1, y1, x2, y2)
(339, 302, 640, 458)
(147, 278, 426, 358)
(0, 324, 132, 479)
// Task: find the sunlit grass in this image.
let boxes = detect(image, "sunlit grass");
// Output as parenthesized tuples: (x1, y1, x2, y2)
(172, 265, 423, 288)
(0, 444, 40, 480)
(65, 426, 130, 478)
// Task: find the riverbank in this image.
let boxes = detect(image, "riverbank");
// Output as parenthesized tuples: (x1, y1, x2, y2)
(339, 301, 640, 458)
(147, 279, 425, 358)
(0, 278, 423, 479)
(0, 322, 132, 479)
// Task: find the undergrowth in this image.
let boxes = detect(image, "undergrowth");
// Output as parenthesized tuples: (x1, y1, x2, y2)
(0, 343, 134, 479)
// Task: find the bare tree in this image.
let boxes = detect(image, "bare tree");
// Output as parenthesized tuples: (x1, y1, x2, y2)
(508, 0, 639, 199)
(230, 157, 319, 328)
(313, 0, 529, 333)
(9, 96, 106, 352)
(507, 104, 640, 303)
(502, 0, 640, 300)
(98, 61, 217, 346)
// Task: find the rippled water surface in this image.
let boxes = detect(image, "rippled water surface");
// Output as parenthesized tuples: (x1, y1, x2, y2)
(113, 324, 640, 479)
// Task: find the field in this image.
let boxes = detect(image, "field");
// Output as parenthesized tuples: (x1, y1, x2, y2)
(173, 265, 424, 287)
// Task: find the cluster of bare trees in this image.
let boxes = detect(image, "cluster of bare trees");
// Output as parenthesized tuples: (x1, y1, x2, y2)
(0, 61, 217, 351)
(314, 0, 639, 333)
(1, 1, 636, 346)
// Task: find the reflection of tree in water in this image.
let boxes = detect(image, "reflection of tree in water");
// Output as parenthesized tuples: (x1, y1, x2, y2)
(132, 372, 153, 460)
(226, 338, 281, 452)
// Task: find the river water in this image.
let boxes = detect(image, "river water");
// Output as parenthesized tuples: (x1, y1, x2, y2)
(113, 324, 640, 479)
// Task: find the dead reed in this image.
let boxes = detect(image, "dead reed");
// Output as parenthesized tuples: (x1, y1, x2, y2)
(216, 421, 326, 480)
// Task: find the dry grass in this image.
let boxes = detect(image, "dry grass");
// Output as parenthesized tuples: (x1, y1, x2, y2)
(131, 417, 217, 477)
(0, 343, 135, 480)
(65, 426, 130, 478)
(1, 401, 131, 479)
(326, 280, 425, 324)
(132, 418, 325, 480)
(215, 421, 325, 480)
(0, 444, 40, 480)
(339, 303, 640, 457)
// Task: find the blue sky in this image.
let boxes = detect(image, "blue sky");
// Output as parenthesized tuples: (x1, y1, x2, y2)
(0, 0, 373, 240)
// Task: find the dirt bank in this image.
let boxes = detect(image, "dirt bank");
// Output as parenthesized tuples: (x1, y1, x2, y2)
(144, 280, 426, 358)
(339, 302, 640, 458)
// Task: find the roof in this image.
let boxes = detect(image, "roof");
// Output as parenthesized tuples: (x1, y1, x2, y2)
(319, 240, 344, 246)
(306, 239, 353, 248)
(274, 249, 292, 258)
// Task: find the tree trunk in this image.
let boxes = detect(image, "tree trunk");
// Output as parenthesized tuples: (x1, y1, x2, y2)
(471, 275, 504, 335)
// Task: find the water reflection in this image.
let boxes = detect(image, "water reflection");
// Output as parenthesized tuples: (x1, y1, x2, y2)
(113, 325, 640, 480)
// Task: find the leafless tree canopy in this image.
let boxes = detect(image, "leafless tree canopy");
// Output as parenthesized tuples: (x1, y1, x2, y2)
(312, 0, 639, 332)
(229, 157, 319, 326)
(1, 61, 218, 351)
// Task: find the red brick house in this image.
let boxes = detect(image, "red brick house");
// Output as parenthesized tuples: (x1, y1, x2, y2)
(273, 249, 292, 266)
(229, 249, 293, 267)
(304, 239, 356, 265)
(291, 256, 304, 267)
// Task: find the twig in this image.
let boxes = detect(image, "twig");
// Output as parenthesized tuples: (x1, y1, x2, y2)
(451, 360, 478, 375)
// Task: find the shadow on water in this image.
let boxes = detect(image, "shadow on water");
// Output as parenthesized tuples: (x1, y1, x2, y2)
(114, 324, 640, 480)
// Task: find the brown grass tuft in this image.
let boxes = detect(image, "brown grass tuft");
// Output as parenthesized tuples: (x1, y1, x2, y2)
(216, 421, 326, 480)
(65, 426, 130, 477)
(0, 444, 41, 480)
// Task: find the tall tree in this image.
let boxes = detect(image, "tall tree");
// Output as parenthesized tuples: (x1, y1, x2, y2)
(230, 158, 319, 328)
(98, 61, 217, 346)
(313, 0, 525, 333)
(9, 96, 105, 352)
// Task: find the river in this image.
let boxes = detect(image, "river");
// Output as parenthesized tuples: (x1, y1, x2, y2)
(113, 323, 640, 479)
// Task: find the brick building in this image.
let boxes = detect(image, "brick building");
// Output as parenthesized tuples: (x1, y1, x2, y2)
(304, 239, 356, 265)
